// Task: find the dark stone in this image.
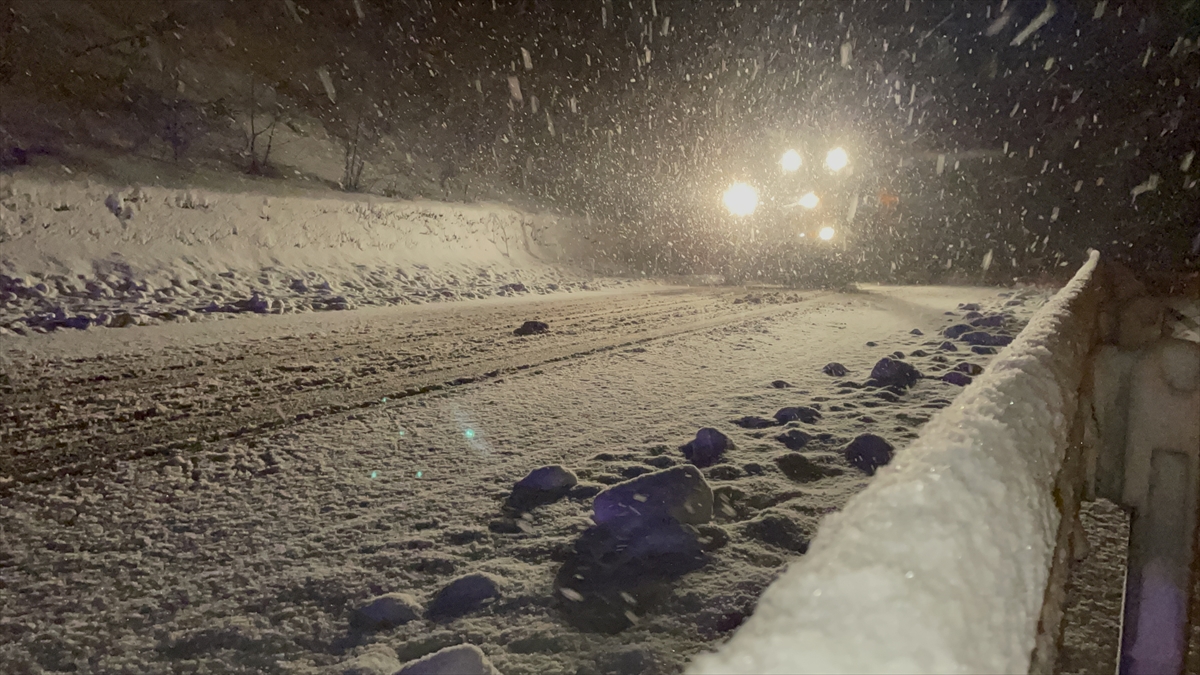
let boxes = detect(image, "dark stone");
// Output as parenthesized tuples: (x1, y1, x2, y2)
(513, 320, 550, 336)
(891, 351, 905, 359)
(59, 315, 92, 330)
(971, 346, 998, 355)
(941, 372, 973, 386)
(696, 524, 731, 551)
(962, 311, 983, 320)
(774, 453, 838, 483)
(706, 465, 743, 481)
(938, 341, 958, 352)
(319, 296, 353, 311)
(773, 406, 822, 425)
(865, 341, 878, 347)
(232, 294, 271, 313)
(844, 434, 895, 476)
(835, 380, 863, 389)
(681, 428, 732, 467)
(592, 465, 713, 528)
(732, 415, 777, 429)
(735, 512, 810, 553)
(961, 331, 1013, 347)
(644, 455, 675, 469)
(930, 354, 949, 363)
(910, 328, 924, 335)
(943, 324, 972, 339)
(770, 380, 792, 388)
(350, 593, 422, 631)
(553, 518, 707, 633)
(742, 462, 766, 476)
(959, 303, 981, 311)
(488, 518, 524, 534)
(910, 349, 929, 357)
(868, 357, 921, 389)
(396, 645, 498, 675)
(956, 362, 984, 376)
(620, 465, 653, 479)
(774, 429, 812, 450)
(971, 314, 1006, 328)
(426, 573, 502, 622)
(822, 362, 849, 377)
(508, 465, 578, 511)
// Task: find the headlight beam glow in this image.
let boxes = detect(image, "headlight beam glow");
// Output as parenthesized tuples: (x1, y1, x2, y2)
(723, 182, 759, 216)
(780, 149, 802, 172)
(818, 226, 836, 241)
(825, 147, 850, 172)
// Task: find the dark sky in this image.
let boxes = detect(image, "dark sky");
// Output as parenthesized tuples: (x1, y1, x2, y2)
(4, 0, 1197, 282)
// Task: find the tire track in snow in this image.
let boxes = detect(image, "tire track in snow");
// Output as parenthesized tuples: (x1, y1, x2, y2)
(0, 287, 826, 489)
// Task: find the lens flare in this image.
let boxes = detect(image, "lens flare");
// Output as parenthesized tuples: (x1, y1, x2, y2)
(780, 149, 802, 172)
(818, 226, 836, 241)
(825, 147, 849, 172)
(799, 191, 820, 209)
(723, 182, 759, 216)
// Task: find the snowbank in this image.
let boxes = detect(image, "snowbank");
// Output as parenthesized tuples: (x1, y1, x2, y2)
(0, 172, 621, 334)
(689, 251, 1102, 674)
(0, 172, 583, 280)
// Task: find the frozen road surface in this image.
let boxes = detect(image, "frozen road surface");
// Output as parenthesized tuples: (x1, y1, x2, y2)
(0, 283, 1046, 675)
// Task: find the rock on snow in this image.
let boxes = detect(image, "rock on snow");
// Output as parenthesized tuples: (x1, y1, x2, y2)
(396, 644, 501, 675)
(426, 573, 503, 623)
(681, 428, 732, 468)
(844, 433, 896, 475)
(349, 592, 423, 631)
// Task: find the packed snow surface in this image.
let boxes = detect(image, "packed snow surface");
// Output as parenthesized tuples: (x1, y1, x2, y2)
(688, 252, 1099, 675)
(0, 280, 1052, 674)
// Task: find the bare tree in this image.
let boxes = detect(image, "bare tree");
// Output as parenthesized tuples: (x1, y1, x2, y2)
(340, 99, 369, 191)
(244, 75, 283, 175)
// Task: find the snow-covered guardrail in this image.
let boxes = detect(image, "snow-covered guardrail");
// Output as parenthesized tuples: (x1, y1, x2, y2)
(689, 251, 1103, 675)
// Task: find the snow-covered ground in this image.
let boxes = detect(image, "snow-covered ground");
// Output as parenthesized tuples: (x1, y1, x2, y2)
(689, 254, 1098, 674)
(0, 170, 627, 336)
(0, 278, 1050, 674)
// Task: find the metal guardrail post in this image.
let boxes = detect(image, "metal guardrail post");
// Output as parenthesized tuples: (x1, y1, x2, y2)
(1116, 339, 1200, 675)
(1119, 449, 1196, 675)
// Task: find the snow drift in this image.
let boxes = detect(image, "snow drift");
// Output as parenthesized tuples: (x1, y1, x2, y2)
(688, 251, 1103, 674)
(0, 171, 620, 334)
(0, 172, 587, 281)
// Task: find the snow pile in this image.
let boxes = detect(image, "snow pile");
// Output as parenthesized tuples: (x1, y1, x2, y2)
(0, 172, 622, 335)
(688, 252, 1101, 675)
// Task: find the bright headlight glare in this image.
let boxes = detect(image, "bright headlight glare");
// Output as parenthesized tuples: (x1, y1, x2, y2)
(780, 149, 802, 172)
(818, 226, 836, 241)
(799, 192, 820, 209)
(723, 182, 758, 216)
(825, 147, 849, 172)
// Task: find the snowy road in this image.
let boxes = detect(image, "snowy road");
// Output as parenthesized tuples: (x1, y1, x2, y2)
(1, 285, 813, 487)
(0, 283, 1042, 674)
